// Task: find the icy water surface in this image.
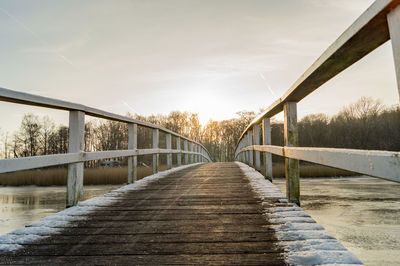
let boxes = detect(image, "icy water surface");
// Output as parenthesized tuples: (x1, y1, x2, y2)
(0, 185, 120, 236)
(274, 177, 400, 266)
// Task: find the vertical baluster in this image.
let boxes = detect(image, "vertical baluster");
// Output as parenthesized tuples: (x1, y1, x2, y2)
(248, 129, 253, 167)
(184, 140, 188, 165)
(253, 124, 261, 171)
(176, 137, 181, 166)
(284, 102, 300, 206)
(152, 129, 159, 174)
(189, 142, 193, 164)
(128, 123, 137, 183)
(166, 133, 172, 169)
(67, 111, 85, 207)
(262, 118, 273, 181)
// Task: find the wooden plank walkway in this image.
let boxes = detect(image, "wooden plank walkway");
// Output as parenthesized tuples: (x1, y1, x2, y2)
(0, 163, 287, 265)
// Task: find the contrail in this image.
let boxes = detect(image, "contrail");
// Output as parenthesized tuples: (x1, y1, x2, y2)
(122, 100, 138, 114)
(259, 72, 277, 97)
(0, 7, 77, 69)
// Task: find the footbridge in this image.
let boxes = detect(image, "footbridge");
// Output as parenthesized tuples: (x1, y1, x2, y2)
(1, 0, 400, 264)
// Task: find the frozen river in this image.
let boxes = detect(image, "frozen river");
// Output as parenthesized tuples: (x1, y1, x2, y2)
(274, 177, 400, 266)
(0, 177, 399, 265)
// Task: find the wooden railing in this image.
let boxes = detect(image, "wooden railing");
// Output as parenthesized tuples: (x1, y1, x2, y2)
(235, 0, 400, 206)
(0, 88, 212, 206)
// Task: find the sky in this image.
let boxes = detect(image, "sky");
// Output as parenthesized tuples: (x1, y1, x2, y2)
(0, 0, 398, 133)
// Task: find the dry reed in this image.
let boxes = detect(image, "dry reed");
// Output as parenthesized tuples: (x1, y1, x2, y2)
(0, 163, 355, 186)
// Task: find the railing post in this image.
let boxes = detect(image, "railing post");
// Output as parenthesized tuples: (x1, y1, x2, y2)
(195, 144, 199, 163)
(184, 140, 188, 165)
(253, 124, 261, 171)
(284, 102, 300, 206)
(262, 118, 273, 181)
(152, 129, 159, 174)
(67, 110, 85, 207)
(189, 142, 193, 164)
(166, 133, 172, 169)
(388, 5, 400, 101)
(128, 123, 137, 183)
(176, 137, 181, 166)
(248, 129, 253, 167)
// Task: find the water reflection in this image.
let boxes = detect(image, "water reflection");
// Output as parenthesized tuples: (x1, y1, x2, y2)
(0, 185, 120, 236)
(274, 177, 400, 266)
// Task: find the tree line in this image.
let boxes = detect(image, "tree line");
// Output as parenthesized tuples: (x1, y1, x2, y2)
(0, 97, 398, 163)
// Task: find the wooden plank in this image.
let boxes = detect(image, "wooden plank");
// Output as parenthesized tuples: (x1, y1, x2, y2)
(284, 102, 300, 206)
(67, 110, 85, 207)
(127, 123, 137, 183)
(388, 4, 400, 100)
(0, 163, 286, 265)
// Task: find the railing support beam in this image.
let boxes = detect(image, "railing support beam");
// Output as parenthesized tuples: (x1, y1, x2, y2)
(253, 124, 261, 171)
(128, 123, 137, 183)
(152, 129, 159, 174)
(262, 118, 273, 181)
(388, 5, 400, 102)
(284, 102, 300, 206)
(67, 110, 85, 207)
(166, 133, 172, 169)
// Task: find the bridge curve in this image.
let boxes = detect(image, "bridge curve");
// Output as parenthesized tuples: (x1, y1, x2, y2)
(0, 163, 361, 265)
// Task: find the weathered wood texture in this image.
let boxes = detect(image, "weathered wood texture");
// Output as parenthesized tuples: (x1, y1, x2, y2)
(284, 102, 300, 206)
(0, 163, 286, 265)
(67, 111, 85, 207)
(262, 118, 273, 181)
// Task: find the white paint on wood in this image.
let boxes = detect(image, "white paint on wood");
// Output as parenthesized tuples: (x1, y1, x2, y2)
(253, 124, 261, 171)
(67, 111, 85, 207)
(127, 123, 137, 183)
(184, 140, 189, 165)
(176, 137, 181, 166)
(166, 133, 172, 169)
(262, 117, 273, 181)
(240, 145, 400, 183)
(388, 4, 400, 101)
(189, 142, 194, 164)
(284, 102, 300, 205)
(248, 129, 253, 166)
(0, 88, 210, 154)
(152, 128, 159, 174)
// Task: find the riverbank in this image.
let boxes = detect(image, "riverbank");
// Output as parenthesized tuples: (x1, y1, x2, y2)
(0, 163, 354, 186)
(274, 177, 400, 266)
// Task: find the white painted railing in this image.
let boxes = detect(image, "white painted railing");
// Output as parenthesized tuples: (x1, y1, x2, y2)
(0, 87, 212, 206)
(235, 0, 400, 205)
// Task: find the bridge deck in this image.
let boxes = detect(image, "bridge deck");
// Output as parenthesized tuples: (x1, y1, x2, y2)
(1, 163, 287, 265)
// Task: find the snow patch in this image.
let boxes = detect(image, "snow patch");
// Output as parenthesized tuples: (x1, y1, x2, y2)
(236, 162, 364, 265)
(0, 163, 203, 254)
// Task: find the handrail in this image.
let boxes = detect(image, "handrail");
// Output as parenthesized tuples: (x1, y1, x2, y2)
(0, 87, 212, 206)
(235, 0, 400, 205)
(0, 87, 209, 150)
